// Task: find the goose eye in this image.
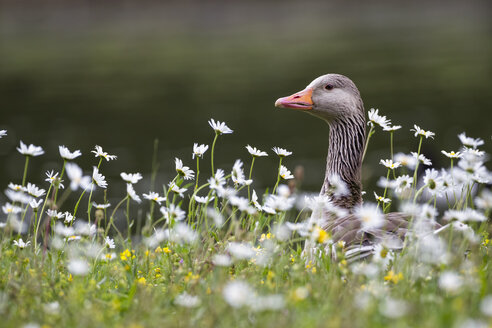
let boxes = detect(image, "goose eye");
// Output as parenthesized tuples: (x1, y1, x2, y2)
(325, 84, 334, 90)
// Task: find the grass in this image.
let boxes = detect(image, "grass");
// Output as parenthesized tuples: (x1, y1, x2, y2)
(0, 117, 491, 328)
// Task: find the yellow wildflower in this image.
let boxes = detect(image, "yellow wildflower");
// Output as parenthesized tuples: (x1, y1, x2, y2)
(137, 277, 146, 286)
(384, 270, 404, 284)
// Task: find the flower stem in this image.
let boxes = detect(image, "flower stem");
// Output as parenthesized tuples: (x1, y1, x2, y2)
(247, 156, 256, 201)
(362, 125, 374, 163)
(210, 133, 219, 178)
(412, 136, 424, 188)
(272, 158, 283, 195)
(21, 156, 30, 187)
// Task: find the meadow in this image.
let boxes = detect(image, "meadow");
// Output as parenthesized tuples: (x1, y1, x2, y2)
(1, 112, 491, 328)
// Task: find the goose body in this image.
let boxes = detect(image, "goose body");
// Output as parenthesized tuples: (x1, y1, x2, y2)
(275, 74, 408, 259)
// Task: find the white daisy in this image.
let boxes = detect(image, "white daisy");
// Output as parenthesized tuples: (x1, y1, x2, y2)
(0, 130, 6, 138)
(458, 132, 484, 149)
(174, 292, 201, 308)
(279, 165, 294, 180)
(379, 159, 401, 170)
(26, 183, 46, 198)
(64, 211, 75, 224)
(423, 168, 444, 196)
(92, 202, 111, 209)
(438, 271, 463, 293)
(175, 158, 195, 180)
(58, 145, 82, 160)
(411, 152, 432, 166)
(8, 183, 26, 192)
(394, 152, 418, 169)
(126, 183, 141, 203)
(208, 169, 227, 190)
(47, 209, 65, 219)
(67, 259, 89, 276)
(411, 124, 435, 139)
(476, 189, 492, 210)
(13, 238, 30, 248)
(383, 125, 402, 132)
(394, 175, 413, 193)
(105, 236, 115, 249)
(367, 108, 391, 128)
(192, 143, 209, 159)
(17, 141, 44, 156)
(226, 242, 255, 260)
(355, 203, 384, 231)
(92, 167, 108, 189)
(168, 181, 187, 197)
(120, 172, 143, 184)
(443, 208, 487, 222)
(45, 170, 64, 189)
(194, 195, 214, 204)
(231, 159, 252, 186)
(208, 118, 233, 135)
(65, 163, 92, 191)
(251, 190, 263, 211)
(29, 199, 43, 209)
(441, 150, 462, 159)
(222, 280, 254, 308)
(91, 145, 117, 161)
(246, 145, 268, 157)
(2, 202, 22, 214)
(374, 192, 391, 204)
(327, 174, 349, 196)
(142, 191, 166, 205)
(272, 147, 292, 157)
(160, 204, 186, 222)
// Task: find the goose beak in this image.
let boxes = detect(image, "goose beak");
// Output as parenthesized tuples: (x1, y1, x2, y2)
(275, 88, 313, 110)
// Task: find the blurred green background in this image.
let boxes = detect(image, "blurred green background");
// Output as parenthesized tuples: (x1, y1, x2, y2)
(0, 0, 491, 198)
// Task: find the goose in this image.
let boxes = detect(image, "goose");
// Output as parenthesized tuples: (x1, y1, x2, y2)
(275, 74, 409, 260)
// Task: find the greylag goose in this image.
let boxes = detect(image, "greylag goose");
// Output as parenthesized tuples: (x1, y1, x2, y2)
(275, 74, 408, 259)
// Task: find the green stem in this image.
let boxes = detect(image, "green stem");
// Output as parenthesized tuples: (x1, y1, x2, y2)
(34, 184, 53, 251)
(194, 157, 200, 193)
(21, 156, 30, 187)
(53, 160, 67, 206)
(211, 133, 219, 178)
(412, 136, 424, 188)
(272, 158, 283, 195)
(248, 156, 256, 201)
(361, 125, 374, 163)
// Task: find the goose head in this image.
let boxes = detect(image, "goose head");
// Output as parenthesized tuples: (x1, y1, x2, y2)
(275, 74, 364, 122)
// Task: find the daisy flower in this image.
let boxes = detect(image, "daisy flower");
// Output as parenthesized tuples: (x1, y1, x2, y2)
(8, 183, 26, 192)
(383, 125, 402, 132)
(231, 159, 252, 186)
(411, 125, 435, 139)
(2, 202, 22, 214)
(458, 132, 484, 149)
(208, 118, 233, 135)
(246, 145, 268, 157)
(13, 238, 30, 248)
(59, 145, 82, 160)
(194, 195, 214, 204)
(423, 168, 444, 196)
(65, 163, 92, 191)
(46, 209, 65, 219)
(394, 152, 418, 169)
(441, 150, 462, 159)
(175, 158, 195, 180)
(92, 167, 108, 188)
(175, 292, 201, 308)
(92, 202, 111, 209)
(105, 236, 115, 249)
(272, 147, 292, 157)
(168, 181, 187, 197)
(251, 190, 263, 211)
(64, 212, 75, 224)
(411, 152, 432, 166)
(394, 175, 413, 193)
(367, 108, 391, 128)
(0, 130, 6, 138)
(29, 199, 43, 210)
(45, 170, 64, 189)
(355, 203, 384, 231)
(374, 192, 391, 204)
(17, 141, 44, 156)
(160, 204, 186, 222)
(192, 143, 209, 159)
(91, 145, 117, 161)
(26, 183, 46, 198)
(143, 191, 166, 205)
(327, 174, 349, 196)
(279, 165, 294, 180)
(379, 159, 401, 170)
(208, 169, 227, 190)
(120, 172, 143, 184)
(126, 183, 142, 203)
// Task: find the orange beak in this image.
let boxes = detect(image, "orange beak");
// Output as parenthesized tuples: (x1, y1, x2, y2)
(275, 88, 313, 110)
